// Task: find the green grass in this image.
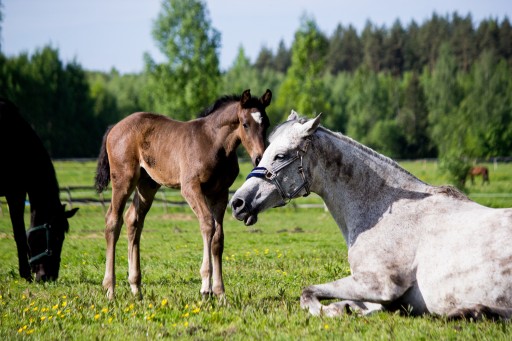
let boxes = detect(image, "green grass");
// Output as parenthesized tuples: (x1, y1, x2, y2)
(1, 160, 511, 340)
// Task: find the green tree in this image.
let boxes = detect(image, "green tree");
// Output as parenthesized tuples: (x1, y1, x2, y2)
(397, 72, 433, 158)
(273, 40, 291, 73)
(275, 15, 330, 120)
(422, 43, 468, 186)
(254, 46, 274, 71)
(143, 0, 221, 120)
(384, 20, 406, 76)
(0, 0, 3, 52)
(460, 52, 512, 157)
(361, 21, 385, 72)
(326, 24, 362, 73)
(221, 46, 258, 95)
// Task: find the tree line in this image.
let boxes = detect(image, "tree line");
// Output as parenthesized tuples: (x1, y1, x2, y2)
(0, 0, 511, 187)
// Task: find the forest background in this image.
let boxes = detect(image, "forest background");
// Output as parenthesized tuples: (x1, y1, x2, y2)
(1, 0, 511, 187)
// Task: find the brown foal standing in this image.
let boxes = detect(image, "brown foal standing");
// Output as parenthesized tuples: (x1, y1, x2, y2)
(95, 89, 271, 300)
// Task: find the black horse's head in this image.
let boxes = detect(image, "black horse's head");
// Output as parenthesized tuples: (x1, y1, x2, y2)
(27, 205, 79, 281)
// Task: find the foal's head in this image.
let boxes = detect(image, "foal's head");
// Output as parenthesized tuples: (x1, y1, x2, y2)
(236, 89, 272, 166)
(28, 204, 78, 281)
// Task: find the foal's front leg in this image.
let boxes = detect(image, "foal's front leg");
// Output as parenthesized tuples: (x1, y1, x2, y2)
(181, 181, 217, 297)
(206, 191, 228, 298)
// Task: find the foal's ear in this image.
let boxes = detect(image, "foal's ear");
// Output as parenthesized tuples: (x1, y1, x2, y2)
(300, 113, 322, 136)
(259, 89, 272, 107)
(240, 89, 251, 108)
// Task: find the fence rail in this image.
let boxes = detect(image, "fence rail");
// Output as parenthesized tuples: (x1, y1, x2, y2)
(1, 185, 511, 217)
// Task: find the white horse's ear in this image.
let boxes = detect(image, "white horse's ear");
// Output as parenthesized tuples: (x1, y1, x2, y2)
(287, 110, 299, 121)
(300, 113, 322, 136)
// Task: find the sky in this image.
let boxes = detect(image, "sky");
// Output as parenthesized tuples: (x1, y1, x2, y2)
(2, 0, 512, 74)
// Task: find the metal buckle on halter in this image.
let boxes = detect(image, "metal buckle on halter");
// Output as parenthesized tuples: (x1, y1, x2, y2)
(26, 223, 52, 266)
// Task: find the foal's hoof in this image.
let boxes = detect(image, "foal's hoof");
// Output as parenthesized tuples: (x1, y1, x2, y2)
(105, 288, 115, 300)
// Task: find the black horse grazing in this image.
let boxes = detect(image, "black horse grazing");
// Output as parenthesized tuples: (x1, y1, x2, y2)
(0, 98, 78, 281)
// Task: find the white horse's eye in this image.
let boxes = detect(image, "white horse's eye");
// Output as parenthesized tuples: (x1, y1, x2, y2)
(275, 154, 285, 160)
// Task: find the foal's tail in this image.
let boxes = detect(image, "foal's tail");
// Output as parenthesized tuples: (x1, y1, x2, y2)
(95, 125, 113, 193)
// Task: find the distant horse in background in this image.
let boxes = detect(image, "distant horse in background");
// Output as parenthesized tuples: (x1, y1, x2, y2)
(467, 166, 490, 185)
(95, 89, 272, 300)
(231, 111, 512, 320)
(0, 98, 79, 282)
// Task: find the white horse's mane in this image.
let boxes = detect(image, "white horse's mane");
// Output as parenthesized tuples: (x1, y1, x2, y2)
(269, 118, 420, 182)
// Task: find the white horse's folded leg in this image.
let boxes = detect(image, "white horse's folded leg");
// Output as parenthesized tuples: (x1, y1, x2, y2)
(321, 300, 384, 317)
(301, 275, 407, 316)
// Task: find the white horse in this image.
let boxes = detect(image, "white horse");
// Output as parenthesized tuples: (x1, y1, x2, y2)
(230, 111, 512, 320)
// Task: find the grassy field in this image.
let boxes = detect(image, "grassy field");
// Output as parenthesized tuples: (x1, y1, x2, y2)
(0, 160, 511, 340)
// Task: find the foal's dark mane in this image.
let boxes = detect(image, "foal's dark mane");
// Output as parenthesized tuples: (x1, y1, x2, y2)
(198, 95, 241, 118)
(197, 94, 267, 118)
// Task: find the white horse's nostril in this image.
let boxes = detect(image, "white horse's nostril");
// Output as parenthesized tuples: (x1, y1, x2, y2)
(231, 198, 245, 213)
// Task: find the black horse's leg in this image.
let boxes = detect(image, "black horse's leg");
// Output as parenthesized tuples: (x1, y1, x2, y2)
(6, 192, 32, 281)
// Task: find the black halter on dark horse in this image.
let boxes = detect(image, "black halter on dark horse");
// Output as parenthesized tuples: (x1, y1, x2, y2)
(0, 98, 78, 282)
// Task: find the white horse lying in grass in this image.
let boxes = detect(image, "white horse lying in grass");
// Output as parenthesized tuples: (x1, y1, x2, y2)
(230, 111, 512, 320)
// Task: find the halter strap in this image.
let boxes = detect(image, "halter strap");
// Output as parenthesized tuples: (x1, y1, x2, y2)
(26, 223, 53, 265)
(246, 138, 311, 205)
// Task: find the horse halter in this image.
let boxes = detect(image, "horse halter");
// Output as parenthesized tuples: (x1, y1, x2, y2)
(26, 223, 53, 266)
(246, 137, 311, 207)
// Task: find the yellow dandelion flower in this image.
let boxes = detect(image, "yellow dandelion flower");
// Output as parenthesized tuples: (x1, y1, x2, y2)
(192, 307, 200, 314)
(182, 312, 189, 318)
(27, 329, 34, 335)
(62, 301, 67, 307)
(184, 304, 189, 309)
(184, 321, 189, 327)
(52, 304, 59, 310)
(41, 307, 48, 312)
(90, 304, 95, 310)
(264, 248, 269, 254)
(129, 303, 134, 310)
(101, 307, 108, 314)
(172, 323, 177, 328)
(324, 324, 329, 330)
(21, 294, 26, 299)
(49, 316, 53, 320)
(30, 302, 35, 306)
(23, 308, 29, 312)
(148, 303, 153, 308)
(62, 295, 67, 299)
(40, 316, 46, 321)
(18, 328, 23, 333)
(94, 314, 100, 320)
(161, 299, 168, 307)
(108, 317, 113, 323)
(32, 307, 38, 311)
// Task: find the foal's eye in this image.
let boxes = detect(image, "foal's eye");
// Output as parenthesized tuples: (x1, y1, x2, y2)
(242, 123, 249, 129)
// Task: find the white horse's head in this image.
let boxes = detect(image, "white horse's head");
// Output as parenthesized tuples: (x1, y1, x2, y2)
(231, 111, 321, 225)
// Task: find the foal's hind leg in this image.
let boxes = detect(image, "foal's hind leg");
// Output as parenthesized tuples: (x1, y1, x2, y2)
(103, 174, 137, 299)
(125, 176, 160, 299)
